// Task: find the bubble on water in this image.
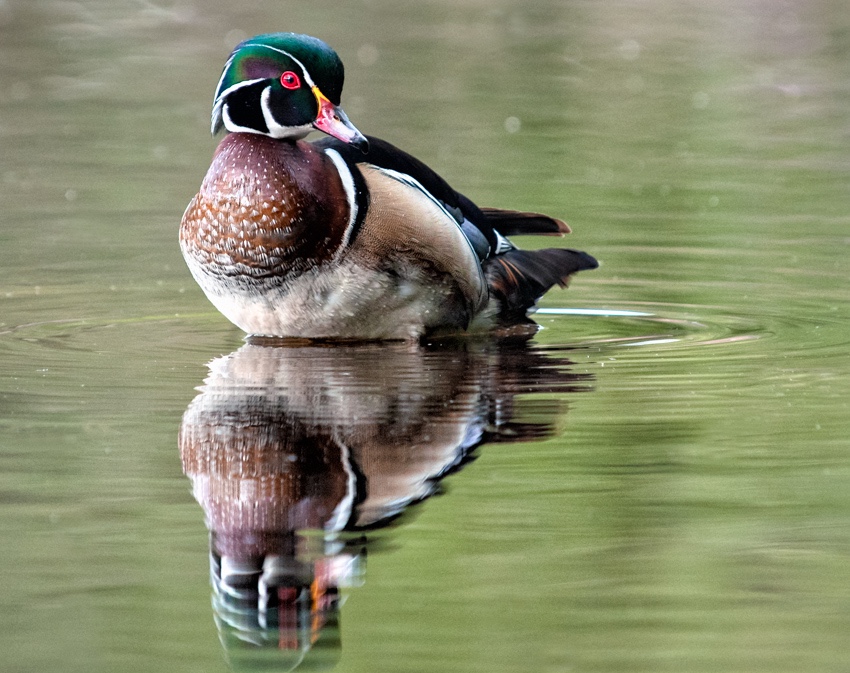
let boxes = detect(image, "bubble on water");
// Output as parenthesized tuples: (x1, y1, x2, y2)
(504, 116, 521, 133)
(756, 68, 774, 87)
(692, 91, 710, 109)
(618, 39, 641, 61)
(357, 44, 379, 67)
(586, 166, 614, 186)
(778, 83, 802, 98)
(625, 74, 644, 94)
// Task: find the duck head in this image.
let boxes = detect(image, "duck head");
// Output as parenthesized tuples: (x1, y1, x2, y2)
(211, 32, 369, 151)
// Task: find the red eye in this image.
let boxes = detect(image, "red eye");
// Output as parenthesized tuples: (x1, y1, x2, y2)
(280, 71, 301, 90)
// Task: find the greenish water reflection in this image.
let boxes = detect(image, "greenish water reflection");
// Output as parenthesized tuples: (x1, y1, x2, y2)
(179, 339, 590, 670)
(1, 1, 849, 672)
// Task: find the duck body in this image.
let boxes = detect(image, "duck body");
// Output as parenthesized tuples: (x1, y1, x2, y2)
(181, 133, 488, 339)
(180, 32, 597, 339)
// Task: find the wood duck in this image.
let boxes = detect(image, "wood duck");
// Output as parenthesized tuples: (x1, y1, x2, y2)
(180, 32, 598, 340)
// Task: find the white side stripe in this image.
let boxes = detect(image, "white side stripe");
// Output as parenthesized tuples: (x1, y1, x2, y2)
(325, 440, 356, 533)
(324, 148, 359, 252)
(494, 231, 515, 254)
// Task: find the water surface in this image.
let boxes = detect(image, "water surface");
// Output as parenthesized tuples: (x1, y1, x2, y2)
(1, 1, 849, 672)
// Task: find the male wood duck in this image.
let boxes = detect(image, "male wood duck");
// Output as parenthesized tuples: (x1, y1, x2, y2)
(180, 32, 598, 340)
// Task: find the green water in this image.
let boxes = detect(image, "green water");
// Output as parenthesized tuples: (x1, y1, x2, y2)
(1, 1, 849, 672)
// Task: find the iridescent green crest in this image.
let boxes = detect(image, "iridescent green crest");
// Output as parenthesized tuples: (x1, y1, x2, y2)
(214, 32, 345, 105)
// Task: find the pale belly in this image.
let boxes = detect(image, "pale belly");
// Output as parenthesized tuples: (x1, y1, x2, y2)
(183, 253, 479, 340)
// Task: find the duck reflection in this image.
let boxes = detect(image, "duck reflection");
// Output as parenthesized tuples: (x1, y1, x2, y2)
(179, 338, 591, 671)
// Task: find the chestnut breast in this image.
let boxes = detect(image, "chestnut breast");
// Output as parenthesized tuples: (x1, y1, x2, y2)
(180, 133, 352, 281)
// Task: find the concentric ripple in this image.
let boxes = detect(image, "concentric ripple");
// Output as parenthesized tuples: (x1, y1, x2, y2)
(0, 304, 772, 358)
(534, 305, 765, 351)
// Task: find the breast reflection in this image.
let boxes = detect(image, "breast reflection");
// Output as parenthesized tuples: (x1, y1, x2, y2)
(179, 339, 591, 671)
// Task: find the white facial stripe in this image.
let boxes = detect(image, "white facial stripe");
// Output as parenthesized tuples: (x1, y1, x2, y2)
(213, 52, 237, 104)
(257, 86, 312, 139)
(238, 42, 318, 88)
(212, 77, 267, 133)
(218, 83, 309, 138)
(214, 77, 267, 105)
(221, 103, 265, 135)
(259, 85, 282, 135)
(323, 148, 358, 251)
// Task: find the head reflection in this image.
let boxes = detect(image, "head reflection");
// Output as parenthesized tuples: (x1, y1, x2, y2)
(180, 339, 591, 671)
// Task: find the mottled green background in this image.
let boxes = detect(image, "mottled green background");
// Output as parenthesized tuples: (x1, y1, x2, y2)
(1, 1, 849, 672)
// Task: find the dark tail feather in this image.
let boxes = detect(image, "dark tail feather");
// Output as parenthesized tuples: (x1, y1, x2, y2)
(480, 207, 571, 236)
(485, 248, 598, 323)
